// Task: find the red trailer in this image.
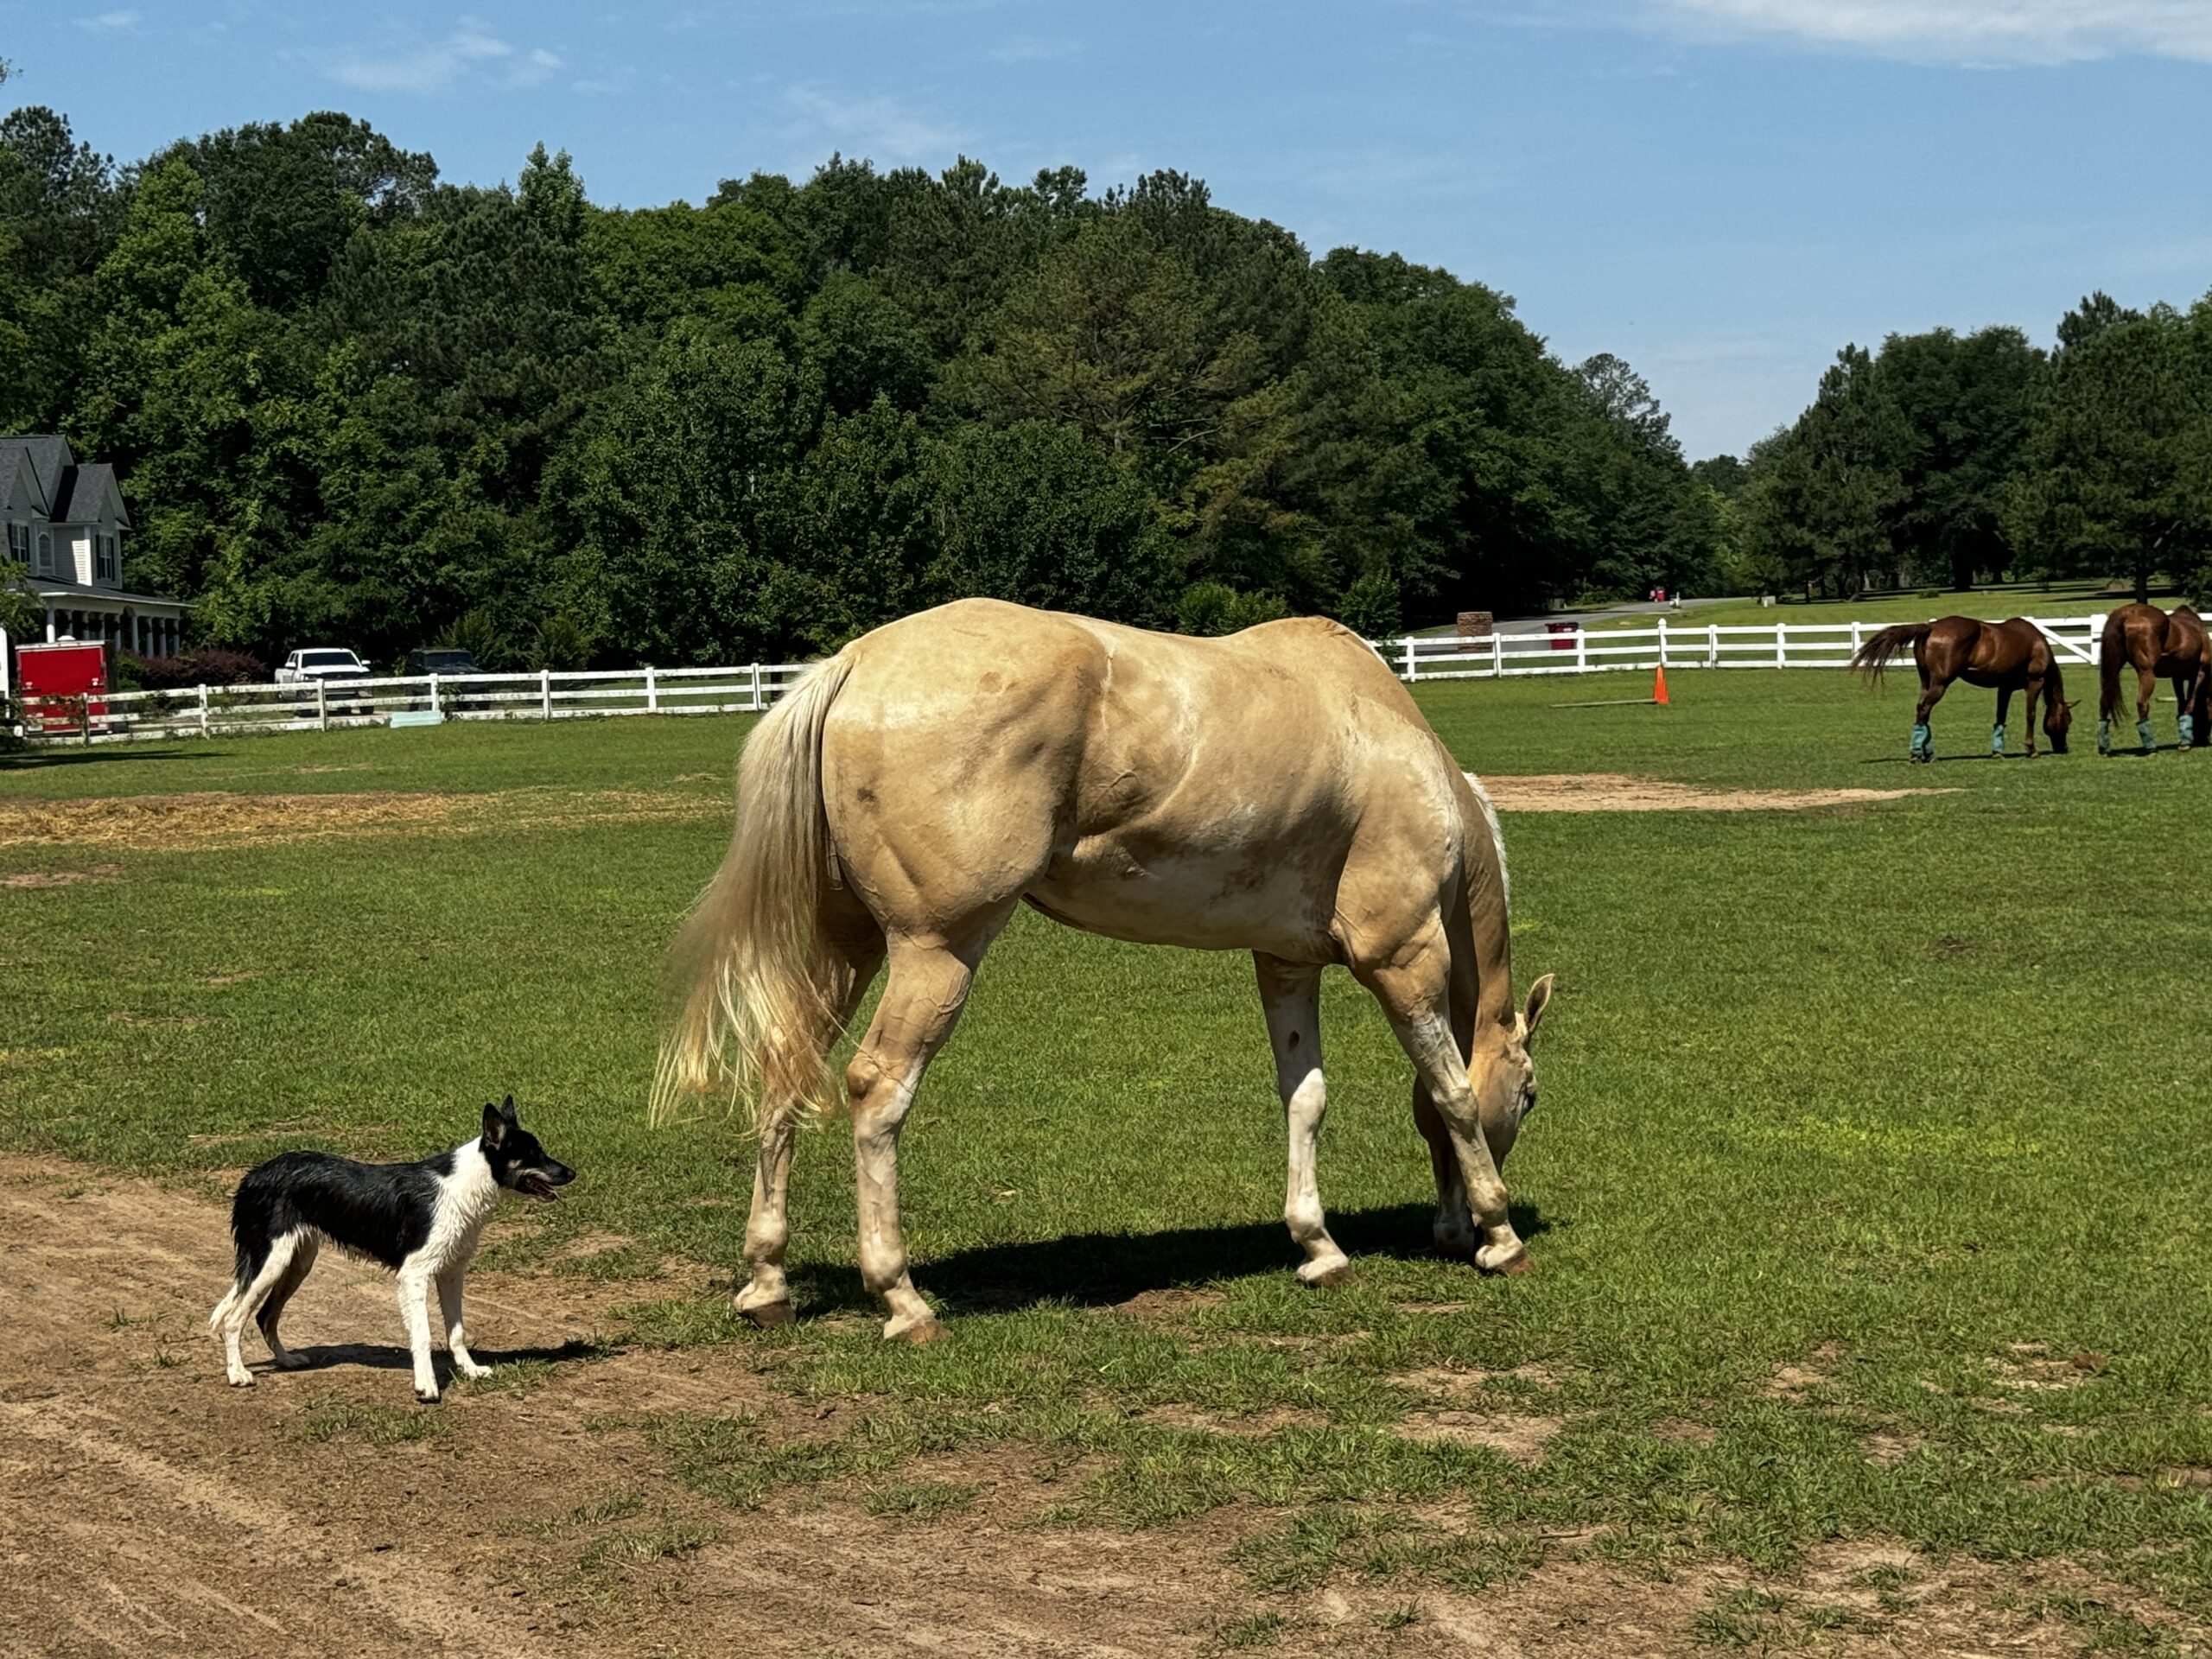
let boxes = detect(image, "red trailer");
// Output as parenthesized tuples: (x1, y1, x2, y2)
(16, 640, 111, 737)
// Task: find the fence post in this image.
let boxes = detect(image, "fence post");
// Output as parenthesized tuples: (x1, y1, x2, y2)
(2088, 613, 2106, 666)
(1657, 613, 1669, 667)
(1776, 624, 1787, 669)
(646, 664, 658, 714)
(1851, 620, 1863, 664)
(429, 673, 439, 718)
(1402, 636, 1417, 683)
(1491, 633, 1503, 678)
(1708, 624, 1719, 668)
(751, 662, 763, 711)
(541, 667, 552, 720)
(317, 677, 327, 732)
(1574, 627, 1587, 673)
(197, 682, 209, 738)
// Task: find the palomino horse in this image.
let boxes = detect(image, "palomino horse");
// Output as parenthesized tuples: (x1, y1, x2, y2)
(2097, 602, 2211, 754)
(655, 599, 1554, 1342)
(1849, 617, 2075, 762)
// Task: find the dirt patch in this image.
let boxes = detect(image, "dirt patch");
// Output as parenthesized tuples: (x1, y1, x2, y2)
(1484, 772, 1957, 813)
(1, 1158, 2199, 1659)
(1113, 1285, 1227, 1319)
(0, 788, 721, 852)
(1861, 1429, 1924, 1466)
(1656, 1418, 1719, 1447)
(0, 862, 124, 888)
(1395, 1409, 1562, 1462)
(1141, 1404, 1330, 1437)
(1764, 1340, 1847, 1402)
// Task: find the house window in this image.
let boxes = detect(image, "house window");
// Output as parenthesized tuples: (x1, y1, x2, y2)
(96, 534, 118, 584)
(5, 523, 26, 566)
(35, 531, 52, 576)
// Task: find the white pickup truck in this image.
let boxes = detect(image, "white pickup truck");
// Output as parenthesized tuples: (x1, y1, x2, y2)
(275, 647, 372, 684)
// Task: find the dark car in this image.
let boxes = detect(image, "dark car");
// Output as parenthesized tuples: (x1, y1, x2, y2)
(404, 647, 484, 677)
(403, 646, 493, 716)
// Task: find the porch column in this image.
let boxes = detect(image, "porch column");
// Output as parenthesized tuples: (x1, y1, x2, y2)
(45, 605, 56, 643)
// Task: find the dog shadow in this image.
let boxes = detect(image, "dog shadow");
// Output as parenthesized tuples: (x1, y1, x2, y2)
(256, 1334, 604, 1383)
(787, 1199, 1555, 1317)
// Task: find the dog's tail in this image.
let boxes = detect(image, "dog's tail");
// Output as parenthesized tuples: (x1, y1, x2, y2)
(651, 649, 859, 1133)
(1849, 623, 1932, 685)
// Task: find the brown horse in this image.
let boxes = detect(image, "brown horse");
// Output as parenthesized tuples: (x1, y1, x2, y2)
(1850, 617, 2075, 763)
(654, 599, 1552, 1341)
(2097, 602, 2211, 754)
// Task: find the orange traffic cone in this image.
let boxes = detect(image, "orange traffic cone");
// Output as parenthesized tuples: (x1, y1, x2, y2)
(1653, 664, 1669, 706)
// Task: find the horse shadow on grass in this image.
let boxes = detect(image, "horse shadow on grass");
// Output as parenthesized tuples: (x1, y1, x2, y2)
(787, 1199, 1556, 1318)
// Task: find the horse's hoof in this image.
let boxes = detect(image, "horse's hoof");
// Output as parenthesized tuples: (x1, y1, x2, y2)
(890, 1316, 945, 1345)
(1478, 1245, 1532, 1277)
(1300, 1259, 1355, 1288)
(1433, 1234, 1478, 1262)
(737, 1298, 796, 1328)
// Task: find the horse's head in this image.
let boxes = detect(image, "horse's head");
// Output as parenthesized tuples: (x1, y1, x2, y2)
(2045, 696, 2075, 753)
(1473, 974, 1554, 1168)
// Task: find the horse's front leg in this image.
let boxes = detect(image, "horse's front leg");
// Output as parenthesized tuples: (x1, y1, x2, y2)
(2021, 678, 2041, 759)
(849, 938, 987, 1342)
(2175, 676, 2196, 750)
(1254, 954, 1351, 1287)
(1993, 684, 2014, 757)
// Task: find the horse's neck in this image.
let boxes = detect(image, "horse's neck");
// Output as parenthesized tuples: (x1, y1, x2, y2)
(1464, 848, 1516, 1031)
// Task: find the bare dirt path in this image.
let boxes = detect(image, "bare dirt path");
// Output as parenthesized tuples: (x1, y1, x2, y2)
(0, 1157, 2177, 1657)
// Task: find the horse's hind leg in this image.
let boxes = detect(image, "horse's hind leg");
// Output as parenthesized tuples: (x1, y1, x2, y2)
(1355, 923, 1527, 1275)
(1254, 954, 1351, 1287)
(848, 930, 999, 1342)
(1912, 671, 1944, 763)
(734, 914, 885, 1327)
(2138, 666, 2158, 752)
(2175, 676, 2196, 750)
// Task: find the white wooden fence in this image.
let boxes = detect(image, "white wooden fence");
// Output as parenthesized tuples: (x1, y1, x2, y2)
(9, 613, 2111, 746)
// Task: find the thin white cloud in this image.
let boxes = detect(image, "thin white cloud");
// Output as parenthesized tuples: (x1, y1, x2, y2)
(327, 22, 563, 95)
(76, 9, 142, 30)
(783, 86, 972, 163)
(1644, 0, 2212, 63)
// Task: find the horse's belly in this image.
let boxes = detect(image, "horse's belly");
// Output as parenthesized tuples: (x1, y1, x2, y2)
(1027, 841, 1339, 958)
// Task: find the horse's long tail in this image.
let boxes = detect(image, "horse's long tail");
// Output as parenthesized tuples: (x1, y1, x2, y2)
(2099, 610, 2127, 719)
(650, 651, 857, 1130)
(1849, 623, 1933, 685)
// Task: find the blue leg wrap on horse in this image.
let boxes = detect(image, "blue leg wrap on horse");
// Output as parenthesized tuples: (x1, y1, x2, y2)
(2099, 717, 2113, 754)
(1910, 722, 1931, 760)
(2139, 719, 2156, 752)
(2181, 714, 2195, 747)
(1990, 723, 2005, 755)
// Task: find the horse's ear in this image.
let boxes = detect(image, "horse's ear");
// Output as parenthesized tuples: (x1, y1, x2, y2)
(1520, 975, 1554, 1046)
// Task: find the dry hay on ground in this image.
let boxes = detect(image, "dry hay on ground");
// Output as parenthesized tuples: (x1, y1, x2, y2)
(0, 787, 721, 852)
(1484, 772, 1957, 813)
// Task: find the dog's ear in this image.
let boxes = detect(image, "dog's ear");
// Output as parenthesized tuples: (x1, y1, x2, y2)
(499, 1093, 519, 1124)
(482, 1100, 510, 1147)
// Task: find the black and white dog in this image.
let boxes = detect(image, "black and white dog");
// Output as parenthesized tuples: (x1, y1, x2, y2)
(212, 1097, 575, 1402)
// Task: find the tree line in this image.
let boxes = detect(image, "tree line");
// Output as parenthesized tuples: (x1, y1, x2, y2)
(1, 97, 1722, 671)
(1713, 293, 2212, 604)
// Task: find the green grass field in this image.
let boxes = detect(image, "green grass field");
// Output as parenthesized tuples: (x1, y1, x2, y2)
(6, 669, 2210, 1638)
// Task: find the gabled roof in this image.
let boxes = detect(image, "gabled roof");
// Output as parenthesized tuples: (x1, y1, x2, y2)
(0, 435, 75, 515)
(49, 462, 130, 528)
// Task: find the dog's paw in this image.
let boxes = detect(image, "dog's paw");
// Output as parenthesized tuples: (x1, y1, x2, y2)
(455, 1362, 493, 1382)
(226, 1371, 255, 1389)
(414, 1386, 442, 1405)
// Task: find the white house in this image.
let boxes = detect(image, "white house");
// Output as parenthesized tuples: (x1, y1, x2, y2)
(2, 434, 187, 657)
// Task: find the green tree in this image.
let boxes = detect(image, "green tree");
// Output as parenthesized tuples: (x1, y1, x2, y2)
(2005, 305, 2212, 602)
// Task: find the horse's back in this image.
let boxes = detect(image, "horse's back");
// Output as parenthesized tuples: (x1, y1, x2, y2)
(820, 600, 1464, 957)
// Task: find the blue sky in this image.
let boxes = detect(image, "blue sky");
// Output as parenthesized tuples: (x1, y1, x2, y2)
(3, 2, 2209, 459)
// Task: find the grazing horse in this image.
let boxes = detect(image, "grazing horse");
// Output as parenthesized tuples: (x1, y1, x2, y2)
(2097, 602, 2211, 754)
(1849, 617, 2075, 762)
(654, 598, 1554, 1342)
